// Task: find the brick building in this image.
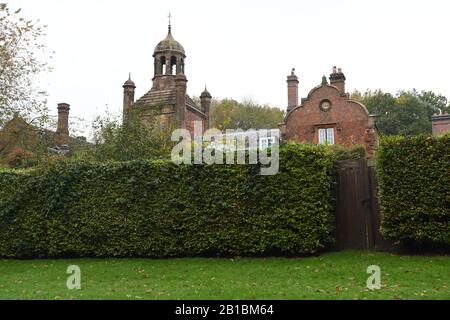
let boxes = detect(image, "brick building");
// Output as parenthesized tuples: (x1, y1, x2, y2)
(279, 67, 378, 156)
(0, 103, 86, 166)
(431, 113, 450, 136)
(122, 23, 210, 135)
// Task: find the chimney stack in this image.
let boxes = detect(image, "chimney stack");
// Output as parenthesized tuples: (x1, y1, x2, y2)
(200, 86, 212, 130)
(175, 74, 187, 128)
(287, 68, 299, 111)
(432, 113, 450, 136)
(122, 74, 136, 123)
(56, 103, 70, 147)
(329, 66, 346, 94)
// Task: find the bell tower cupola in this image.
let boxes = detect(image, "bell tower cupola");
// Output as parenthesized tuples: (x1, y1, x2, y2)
(153, 16, 186, 82)
(126, 15, 209, 136)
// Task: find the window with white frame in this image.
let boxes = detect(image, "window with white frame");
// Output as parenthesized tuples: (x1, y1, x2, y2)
(259, 136, 276, 149)
(318, 128, 335, 145)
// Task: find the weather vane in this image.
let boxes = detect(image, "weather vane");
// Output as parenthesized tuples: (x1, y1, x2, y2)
(168, 12, 172, 26)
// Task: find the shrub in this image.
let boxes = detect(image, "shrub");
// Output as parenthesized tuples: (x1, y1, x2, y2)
(377, 134, 450, 244)
(77, 110, 174, 162)
(329, 144, 367, 161)
(0, 143, 337, 258)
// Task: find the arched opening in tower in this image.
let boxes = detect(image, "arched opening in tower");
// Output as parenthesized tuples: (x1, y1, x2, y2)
(171, 56, 177, 75)
(160, 56, 166, 74)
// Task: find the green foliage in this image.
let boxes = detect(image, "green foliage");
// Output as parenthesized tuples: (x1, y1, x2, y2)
(0, 143, 337, 258)
(377, 134, 450, 244)
(418, 90, 450, 118)
(358, 89, 450, 136)
(360, 90, 425, 135)
(76, 110, 174, 162)
(209, 98, 285, 131)
(329, 144, 367, 161)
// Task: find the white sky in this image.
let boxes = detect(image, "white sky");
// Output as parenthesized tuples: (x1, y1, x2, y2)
(7, 0, 450, 133)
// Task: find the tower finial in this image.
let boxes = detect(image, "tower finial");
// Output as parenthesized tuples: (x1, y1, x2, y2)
(128, 72, 131, 81)
(168, 12, 172, 33)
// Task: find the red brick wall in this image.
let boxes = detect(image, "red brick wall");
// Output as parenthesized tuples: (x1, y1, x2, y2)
(287, 83, 298, 109)
(432, 115, 450, 136)
(185, 109, 206, 137)
(282, 84, 378, 155)
(287, 71, 299, 110)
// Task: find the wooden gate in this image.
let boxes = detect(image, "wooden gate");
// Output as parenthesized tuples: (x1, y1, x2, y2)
(334, 159, 381, 250)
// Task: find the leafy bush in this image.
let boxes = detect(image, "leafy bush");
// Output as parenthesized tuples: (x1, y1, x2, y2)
(0, 143, 337, 258)
(75, 110, 174, 162)
(377, 134, 450, 244)
(329, 144, 367, 161)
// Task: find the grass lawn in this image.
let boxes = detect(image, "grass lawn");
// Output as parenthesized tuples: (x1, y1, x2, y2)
(0, 251, 448, 300)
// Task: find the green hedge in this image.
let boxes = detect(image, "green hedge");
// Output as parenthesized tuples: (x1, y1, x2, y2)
(0, 143, 337, 258)
(377, 134, 450, 244)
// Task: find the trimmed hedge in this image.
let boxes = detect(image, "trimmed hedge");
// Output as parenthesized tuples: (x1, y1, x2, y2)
(0, 143, 337, 258)
(377, 134, 450, 244)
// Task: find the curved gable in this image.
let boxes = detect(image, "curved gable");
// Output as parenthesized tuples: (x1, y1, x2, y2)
(347, 99, 370, 116)
(285, 84, 343, 122)
(306, 84, 341, 100)
(281, 69, 378, 157)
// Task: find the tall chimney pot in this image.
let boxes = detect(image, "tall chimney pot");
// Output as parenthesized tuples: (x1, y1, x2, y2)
(287, 68, 299, 111)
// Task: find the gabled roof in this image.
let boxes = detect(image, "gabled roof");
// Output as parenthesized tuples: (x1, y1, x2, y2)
(134, 88, 206, 117)
(135, 88, 176, 107)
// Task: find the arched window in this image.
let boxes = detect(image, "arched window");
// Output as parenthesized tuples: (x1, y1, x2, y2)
(171, 56, 177, 75)
(160, 56, 166, 74)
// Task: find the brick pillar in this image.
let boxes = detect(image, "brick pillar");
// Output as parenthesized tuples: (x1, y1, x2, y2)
(287, 68, 299, 112)
(176, 54, 185, 75)
(329, 66, 346, 94)
(165, 55, 172, 75)
(154, 58, 159, 77)
(56, 103, 70, 147)
(176, 59, 182, 75)
(175, 74, 187, 128)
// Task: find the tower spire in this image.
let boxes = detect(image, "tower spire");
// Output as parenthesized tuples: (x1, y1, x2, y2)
(168, 12, 172, 33)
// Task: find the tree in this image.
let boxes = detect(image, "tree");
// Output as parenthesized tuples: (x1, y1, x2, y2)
(360, 89, 434, 136)
(77, 110, 174, 162)
(418, 90, 450, 117)
(350, 89, 364, 102)
(209, 98, 285, 131)
(388, 91, 430, 135)
(0, 4, 51, 151)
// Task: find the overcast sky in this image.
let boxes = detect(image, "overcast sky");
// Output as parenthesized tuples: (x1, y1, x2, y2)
(7, 0, 450, 133)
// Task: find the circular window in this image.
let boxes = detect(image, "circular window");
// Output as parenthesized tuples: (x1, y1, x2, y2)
(320, 100, 332, 112)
